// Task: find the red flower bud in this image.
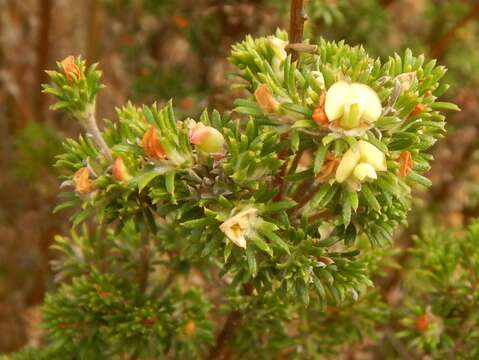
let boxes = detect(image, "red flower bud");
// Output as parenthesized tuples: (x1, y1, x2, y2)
(73, 167, 95, 194)
(61, 56, 81, 83)
(312, 92, 329, 125)
(142, 126, 167, 160)
(416, 314, 429, 332)
(399, 151, 413, 177)
(184, 320, 196, 336)
(112, 157, 131, 182)
(409, 103, 427, 119)
(254, 84, 280, 114)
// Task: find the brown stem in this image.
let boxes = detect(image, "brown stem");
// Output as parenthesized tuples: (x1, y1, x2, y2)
(207, 283, 253, 360)
(430, 3, 479, 60)
(137, 237, 150, 293)
(288, 0, 306, 61)
(86, 0, 103, 61)
(34, 0, 53, 120)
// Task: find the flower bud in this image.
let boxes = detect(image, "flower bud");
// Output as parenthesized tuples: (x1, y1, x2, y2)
(184, 320, 196, 336)
(189, 124, 225, 155)
(399, 151, 413, 177)
(409, 103, 427, 118)
(254, 84, 280, 114)
(61, 56, 81, 83)
(219, 208, 259, 248)
(325, 81, 382, 129)
(142, 126, 167, 160)
(312, 92, 328, 125)
(73, 167, 95, 194)
(416, 314, 429, 332)
(112, 157, 131, 182)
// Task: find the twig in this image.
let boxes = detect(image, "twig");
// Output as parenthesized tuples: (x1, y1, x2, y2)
(84, 111, 113, 161)
(86, 0, 103, 61)
(288, 0, 306, 61)
(430, 3, 479, 60)
(137, 236, 150, 293)
(207, 283, 254, 360)
(34, 0, 53, 120)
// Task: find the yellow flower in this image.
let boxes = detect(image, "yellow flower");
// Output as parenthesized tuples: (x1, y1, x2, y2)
(219, 208, 259, 248)
(325, 81, 382, 129)
(335, 140, 387, 184)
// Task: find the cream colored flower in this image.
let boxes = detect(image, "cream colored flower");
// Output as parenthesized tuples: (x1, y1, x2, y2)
(325, 81, 382, 129)
(219, 208, 259, 248)
(335, 140, 387, 184)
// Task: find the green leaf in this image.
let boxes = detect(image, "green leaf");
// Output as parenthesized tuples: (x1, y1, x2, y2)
(262, 200, 297, 213)
(245, 247, 257, 277)
(251, 235, 273, 257)
(132, 168, 166, 191)
(361, 184, 381, 212)
(313, 143, 330, 174)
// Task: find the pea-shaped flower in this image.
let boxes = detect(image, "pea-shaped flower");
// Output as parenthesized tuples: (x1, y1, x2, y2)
(325, 81, 382, 130)
(219, 208, 259, 248)
(189, 123, 225, 155)
(335, 140, 387, 184)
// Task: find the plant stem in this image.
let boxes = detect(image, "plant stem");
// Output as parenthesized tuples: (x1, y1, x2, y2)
(206, 282, 253, 360)
(35, 0, 53, 120)
(288, 0, 306, 61)
(430, 3, 479, 60)
(84, 110, 113, 162)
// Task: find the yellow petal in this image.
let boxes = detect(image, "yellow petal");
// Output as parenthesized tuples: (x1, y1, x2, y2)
(335, 148, 361, 183)
(325, 81, 351, 121)
(358, 140, 387, 172)
(350, 83, 382, 123)
(353, 162, 377, 182)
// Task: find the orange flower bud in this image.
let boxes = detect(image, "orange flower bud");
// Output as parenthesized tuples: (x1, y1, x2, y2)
(409, 103, 427, 118)
(399, 151, 413, 177)
(73, 167, 95, 194)
(142, 127, 167, 160)
(312, 92, 328, 125)
(61, 56, 81, 83)
(184, 320, 196, 336)
(112, 157, 131, 182)
(173, 15, 190, 29)
(416, 314, 429, 332)
(254, 84, 280, 114)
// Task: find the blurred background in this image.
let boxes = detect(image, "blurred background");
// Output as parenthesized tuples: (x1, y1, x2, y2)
(1, 0, 479, 355)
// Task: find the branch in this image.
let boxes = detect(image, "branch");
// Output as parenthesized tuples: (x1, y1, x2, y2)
(206, 283, 253, 360)
(430, 3, 479, 60)
(84, 111, 113, 162)
(288, 0, 306, 61)
(34, 0, 53, 120)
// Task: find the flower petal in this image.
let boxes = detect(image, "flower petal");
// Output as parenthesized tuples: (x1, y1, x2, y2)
(335, 148, 361, 183)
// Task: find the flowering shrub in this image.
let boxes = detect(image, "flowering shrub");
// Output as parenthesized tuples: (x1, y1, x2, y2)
(8, 29, 457, 359)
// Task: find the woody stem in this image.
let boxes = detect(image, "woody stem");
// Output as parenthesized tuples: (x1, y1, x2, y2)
(84, 110, 113, 162)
